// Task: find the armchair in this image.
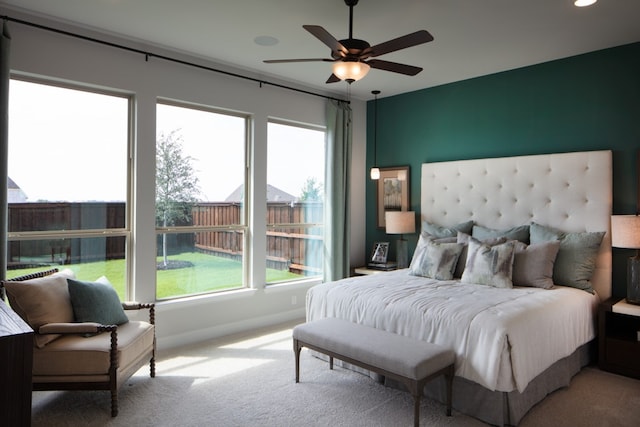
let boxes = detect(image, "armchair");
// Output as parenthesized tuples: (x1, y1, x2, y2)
(1, 268, 155, 417)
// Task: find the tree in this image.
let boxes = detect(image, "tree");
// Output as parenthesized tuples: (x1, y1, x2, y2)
(299, 177, 323, 202)
(156, 129, 201, 267)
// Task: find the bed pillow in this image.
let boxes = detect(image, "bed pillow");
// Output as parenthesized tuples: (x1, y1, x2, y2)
(461, 238, 516, 288)
(512, 241, 561, 289)
(3, 269, 76, 348)
(409, 235, 464, 280)
(421, 220, 474, 238)
(472, 224, 530, 243)
(455, 232, 508, 278)
(529, 222, 604, 293)
(67, 278, 129, 326)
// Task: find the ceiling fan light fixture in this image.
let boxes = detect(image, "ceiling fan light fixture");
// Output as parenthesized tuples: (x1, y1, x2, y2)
(333, 61, 370, 83)
(574, 0, 597, 6)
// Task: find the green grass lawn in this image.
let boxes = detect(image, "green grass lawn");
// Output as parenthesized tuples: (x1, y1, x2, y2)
(7, 252, 305, 300)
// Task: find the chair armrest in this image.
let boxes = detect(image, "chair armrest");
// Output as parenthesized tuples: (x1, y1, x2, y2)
(122, 301, 155, 325)
(122, 301, 154, 310)
(39, 322, 116, 335)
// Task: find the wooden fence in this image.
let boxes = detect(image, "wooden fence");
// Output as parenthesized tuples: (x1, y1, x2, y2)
(8, 202, 323, 274)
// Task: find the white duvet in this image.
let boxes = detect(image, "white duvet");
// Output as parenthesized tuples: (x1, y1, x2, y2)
(306, 269, 598, 393)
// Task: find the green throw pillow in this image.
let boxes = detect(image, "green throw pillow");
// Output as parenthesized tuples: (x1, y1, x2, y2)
(529, 222, 604, 293)
(421, 220, 474, 238)
(472, 224, 530, 243)
(67, 278, 129, 325)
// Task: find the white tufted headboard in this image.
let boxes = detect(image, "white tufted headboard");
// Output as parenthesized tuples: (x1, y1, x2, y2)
(421, 150, 612, 299)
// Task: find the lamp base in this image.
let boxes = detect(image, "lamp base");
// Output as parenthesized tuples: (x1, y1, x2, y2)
(627, 256, 640, 305)
(396, 239, 409, 269)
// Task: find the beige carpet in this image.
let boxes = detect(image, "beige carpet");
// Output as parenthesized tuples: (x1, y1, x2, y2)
(32, 320, 640, 426)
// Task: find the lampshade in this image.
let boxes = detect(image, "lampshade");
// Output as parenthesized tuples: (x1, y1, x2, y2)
(333, 61, 370, 83)
(611, 215, 640, 249)
(385, 211, 416, 235)
(370, 167, 380, 180)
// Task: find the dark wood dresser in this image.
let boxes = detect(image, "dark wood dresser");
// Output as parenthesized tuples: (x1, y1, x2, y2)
(0, 301, 33, 426)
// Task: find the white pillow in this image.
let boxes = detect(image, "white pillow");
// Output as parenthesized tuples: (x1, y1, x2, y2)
(461, 238, 516, 288)
(409, 235, 464, 280)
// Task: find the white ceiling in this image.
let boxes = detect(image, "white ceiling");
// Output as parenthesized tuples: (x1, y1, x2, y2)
(2, 0, 640, 101)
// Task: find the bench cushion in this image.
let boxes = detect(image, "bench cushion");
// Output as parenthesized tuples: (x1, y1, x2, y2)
(293, 318, 455, 380)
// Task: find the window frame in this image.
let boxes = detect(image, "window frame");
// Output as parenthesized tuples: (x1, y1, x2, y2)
(154, 98, 250, 299)
(6, 75, 134, 296)
(265, 119, 326, 286)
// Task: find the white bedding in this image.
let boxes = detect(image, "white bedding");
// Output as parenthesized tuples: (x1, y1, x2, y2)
(306, 269, 598, 393)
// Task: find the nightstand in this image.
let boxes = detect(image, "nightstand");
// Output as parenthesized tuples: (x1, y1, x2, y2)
(353, 267, 395, 276)
(598, 297, 640, 379)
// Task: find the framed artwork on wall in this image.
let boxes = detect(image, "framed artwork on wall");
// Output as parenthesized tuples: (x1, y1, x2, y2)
(376, 166, 410, 229)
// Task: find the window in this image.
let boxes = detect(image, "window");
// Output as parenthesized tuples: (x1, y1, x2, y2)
(7, 79, 130, 298)
(155, 101, 247, 299)
(266, 121, 325, 285)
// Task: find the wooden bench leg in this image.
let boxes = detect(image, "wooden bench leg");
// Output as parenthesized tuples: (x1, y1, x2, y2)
(445, 365, 454, 417)
(294, 339, 301, 383)
(413, 394, 420, 427)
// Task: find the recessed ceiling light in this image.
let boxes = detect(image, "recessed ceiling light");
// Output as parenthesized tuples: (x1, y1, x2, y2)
(574, 0, 597, 7)
(254, 36, 279, 47)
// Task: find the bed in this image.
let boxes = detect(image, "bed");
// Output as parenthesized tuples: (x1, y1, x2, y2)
(307, 150, 612, 426)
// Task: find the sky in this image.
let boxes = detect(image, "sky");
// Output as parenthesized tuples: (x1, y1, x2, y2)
(8, 79, 325, 203)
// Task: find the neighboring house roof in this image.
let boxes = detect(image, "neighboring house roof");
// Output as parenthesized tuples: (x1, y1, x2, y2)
(225, 184, 296, 203)
(7, 177, 28, 203)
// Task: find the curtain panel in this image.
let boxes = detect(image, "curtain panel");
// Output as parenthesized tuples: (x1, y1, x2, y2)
(0, 21, 11, 281)
(323, 99, 352, 282)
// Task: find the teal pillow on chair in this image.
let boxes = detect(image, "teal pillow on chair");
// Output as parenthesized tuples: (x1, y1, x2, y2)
(67, 278, 129, 325)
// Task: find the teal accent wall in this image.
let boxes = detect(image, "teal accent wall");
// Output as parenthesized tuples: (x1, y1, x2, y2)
(366, 42, 640, 297)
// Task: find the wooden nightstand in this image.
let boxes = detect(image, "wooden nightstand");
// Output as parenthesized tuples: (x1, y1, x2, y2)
(598, 297, 640, 379)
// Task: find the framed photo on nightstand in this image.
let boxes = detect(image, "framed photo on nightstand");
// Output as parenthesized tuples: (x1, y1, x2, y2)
(370, 242, 389, 264)
(367, 242, 396, 270)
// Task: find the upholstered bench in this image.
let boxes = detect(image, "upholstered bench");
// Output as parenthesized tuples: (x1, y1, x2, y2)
(293, 318, 455, 427)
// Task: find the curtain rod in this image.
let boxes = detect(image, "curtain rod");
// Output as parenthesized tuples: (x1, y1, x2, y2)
(1, 15, 349, 104)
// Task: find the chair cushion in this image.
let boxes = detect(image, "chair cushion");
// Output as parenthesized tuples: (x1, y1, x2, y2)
(4, 269, 76, 348)
(33, 321, 155, 376)
(67, 278, 129, 326)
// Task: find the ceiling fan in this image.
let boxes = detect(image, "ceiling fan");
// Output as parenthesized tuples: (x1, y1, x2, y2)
(263, 0, 434, 84)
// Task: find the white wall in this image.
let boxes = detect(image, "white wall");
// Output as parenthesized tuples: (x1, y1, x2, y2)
(5, 9, 367, 349)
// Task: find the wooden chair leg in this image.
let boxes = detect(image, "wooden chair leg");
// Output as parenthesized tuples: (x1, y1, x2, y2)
(150, 357, 156, 378)
(110, 388, 118, 417)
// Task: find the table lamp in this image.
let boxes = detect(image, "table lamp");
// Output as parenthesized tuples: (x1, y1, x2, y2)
(611, 215, 640, 305)
(385, 211, 415, 269)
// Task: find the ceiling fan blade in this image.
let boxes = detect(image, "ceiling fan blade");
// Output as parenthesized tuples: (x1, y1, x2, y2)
(367, 30, 434, 58)
(303, 25, 348, 56)
(326, 74, 341, 84)
(264, 58, 334, 64)
(367, 59, 423, 76)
